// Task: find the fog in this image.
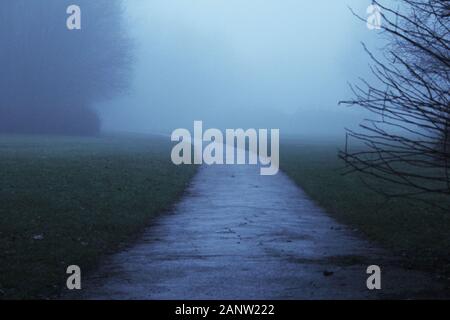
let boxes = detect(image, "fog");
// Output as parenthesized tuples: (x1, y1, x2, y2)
(0, 1, 384, 138)
(99, 0, 383, 137)
(0, 1, 129, 135)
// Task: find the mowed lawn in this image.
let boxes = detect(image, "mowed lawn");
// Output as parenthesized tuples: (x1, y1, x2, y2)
(281, 137, 450, 278)
(0, 134, 197, 299)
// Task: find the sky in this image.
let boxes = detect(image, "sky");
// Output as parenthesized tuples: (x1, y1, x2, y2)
(99, 0, 385, 137)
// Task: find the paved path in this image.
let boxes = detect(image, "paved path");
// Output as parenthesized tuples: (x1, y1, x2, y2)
(76, 163, 445, 299)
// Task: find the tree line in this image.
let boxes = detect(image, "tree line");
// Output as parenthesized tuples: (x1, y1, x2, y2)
(0, 0, 131, 135)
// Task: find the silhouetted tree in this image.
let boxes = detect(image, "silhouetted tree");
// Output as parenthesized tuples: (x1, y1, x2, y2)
(0, 0, 131, 135)
(340, 0, 450, 202)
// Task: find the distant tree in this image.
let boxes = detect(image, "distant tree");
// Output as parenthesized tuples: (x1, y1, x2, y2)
(0, 0, 131, 135)
(340, 0, 450, 202)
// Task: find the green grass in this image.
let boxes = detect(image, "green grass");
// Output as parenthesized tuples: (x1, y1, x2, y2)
(0, 133, 197, 299)
(281, 137, 450, 276)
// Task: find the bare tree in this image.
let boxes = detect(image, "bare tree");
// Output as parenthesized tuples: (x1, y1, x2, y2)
(340, 0, 450, 203)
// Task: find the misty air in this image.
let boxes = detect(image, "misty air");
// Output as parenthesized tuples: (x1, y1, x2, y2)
(0, 0, 449, 304)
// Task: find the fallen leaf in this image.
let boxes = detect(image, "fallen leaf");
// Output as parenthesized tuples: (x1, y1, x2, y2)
(33, 234, 44, 240)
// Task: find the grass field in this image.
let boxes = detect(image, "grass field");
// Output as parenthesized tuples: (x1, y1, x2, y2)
(281, 137, 450, 278)
(2, 134, 449, 298)
(0, 133, 197, 299)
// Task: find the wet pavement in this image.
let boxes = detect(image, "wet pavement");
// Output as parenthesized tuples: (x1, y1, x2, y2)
(75, 164, 446, 299)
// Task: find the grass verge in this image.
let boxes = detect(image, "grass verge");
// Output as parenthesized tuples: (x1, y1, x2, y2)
(281, 137, 450, 277)
(0, 133, 197, 299)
